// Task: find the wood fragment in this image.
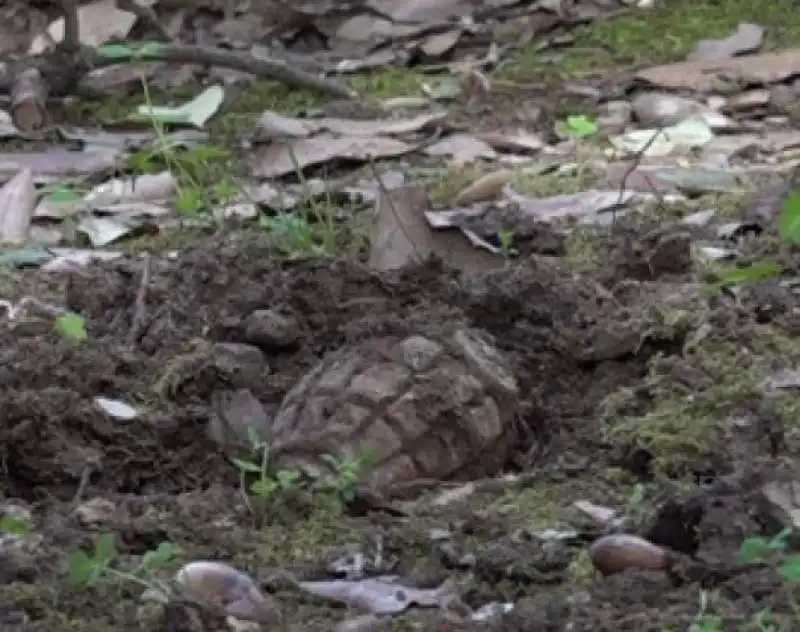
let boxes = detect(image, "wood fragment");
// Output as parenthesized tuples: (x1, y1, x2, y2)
(10, 68, 48, 134)
(59, 0, 81, 53)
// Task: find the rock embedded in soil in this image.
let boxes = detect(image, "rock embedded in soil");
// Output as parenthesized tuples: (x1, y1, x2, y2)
(588, 534, 668, 576)
(268, 327, 520, 498)
(243, 309, 301, 348)
(632, 93, 706, 127)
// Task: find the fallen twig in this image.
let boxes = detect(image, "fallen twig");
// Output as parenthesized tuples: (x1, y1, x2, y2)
(0, 42, 358, 101)
(128, 254, 151, 347)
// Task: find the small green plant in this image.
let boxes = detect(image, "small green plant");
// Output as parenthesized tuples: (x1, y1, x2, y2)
(126, 77, 241, 218)
(557, 114, 598, 138)
(0, 514, 31, 536)
(497, 229, 518, 261)
(315, 449, 378, 509)
(689, 590, 724, 632)
(231, 431, 377, 520)
(55, 312, 87, 342)
(736, 528, 800, 628)
(68, 533, 180, 595)
(260, 212, 337, 259)
(231, 430, 303, 524)
(712, 188, 800, 291)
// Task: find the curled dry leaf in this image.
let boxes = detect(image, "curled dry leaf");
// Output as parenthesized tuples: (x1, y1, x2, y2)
(453, 169, 514, 206)
(175, 561, 280, 625)
(84, 171, 177, 206)
(297, 577, 457, 614)
(589, 534, 668, 575)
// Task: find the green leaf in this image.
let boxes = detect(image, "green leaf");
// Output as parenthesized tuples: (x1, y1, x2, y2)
(95, 41, 165, 61)
(779, 555, 800, 581)
(0, 246, 54, 268)
(68, 551, 96, 585)
(779, 189, 800, 244)
(0, 515, 30, 535)
(231, 458, 262, 474)
(45, 185, 82, 203)
(95, 43, 136, 60)
(94, 533, 117, 563)
(714, 261, 782, 289)
(55, 312, 87, 342)
(133, 85, 225, 129)
(251, 479, 278, 497)
(736, 536, 770, 564)
(565, 115, 598, 137)
(767, 528, 791, 550)
(276, 469, 301, 489)
(141, 542, 180, 570)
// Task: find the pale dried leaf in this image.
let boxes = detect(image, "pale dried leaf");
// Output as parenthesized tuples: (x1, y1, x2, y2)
(418, 29, 462, 57)
(76, 216, 141, 247)
(504, 187, 639, 223)
(423, 134, 496, 164)
(0, 169, 35, 244)
(84, 171, 177, 206)
(0, 111, 20, 139)
(370, 186, 501, 274)
(687, 23, 763, 62)
(475, 131, 545, 154)
(297, 577, 456, 614)
(453, 169, 514, 206)
(369, 0, 474, 22)
(30, 0, 139, 53)
(41, 249, 124, 271)
(258, 111, 446, 138)
(252, 134, 414, 178)
(636, 49, 800, 91)
(0, 151, 120, 183)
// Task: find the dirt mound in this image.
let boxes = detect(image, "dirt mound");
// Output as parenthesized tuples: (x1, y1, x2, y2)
(1, 232, 798, 631)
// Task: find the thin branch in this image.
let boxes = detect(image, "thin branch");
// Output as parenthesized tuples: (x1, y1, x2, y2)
(0, 42, 358, 101)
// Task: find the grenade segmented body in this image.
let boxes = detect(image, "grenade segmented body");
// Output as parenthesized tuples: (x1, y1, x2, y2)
(269, 327, 520, 496)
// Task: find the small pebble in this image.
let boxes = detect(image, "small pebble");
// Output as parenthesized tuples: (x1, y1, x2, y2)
(588, 534, 668, 575)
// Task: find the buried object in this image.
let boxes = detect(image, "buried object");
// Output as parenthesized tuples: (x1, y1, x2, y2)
(268, 327, 521, 498)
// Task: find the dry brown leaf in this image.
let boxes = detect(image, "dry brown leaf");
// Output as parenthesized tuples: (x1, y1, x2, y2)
(252, 134, 414, 178)
(423, 134, 496, 164)
(0, 150, 120, 184)
(453, 169, 514, 206)
(636, 49, 800, 91)
(29, 0, 141, 53)
(369, 185, 502, 274)
(258, 111, 446, 138)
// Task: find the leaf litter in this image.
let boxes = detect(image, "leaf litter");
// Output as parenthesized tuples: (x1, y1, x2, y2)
(6, 0, 800, 631)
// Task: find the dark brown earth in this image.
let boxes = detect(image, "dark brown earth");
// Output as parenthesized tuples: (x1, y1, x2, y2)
(1, 222, 799, 631)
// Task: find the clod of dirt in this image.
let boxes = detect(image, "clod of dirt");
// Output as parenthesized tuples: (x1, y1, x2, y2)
(156, 342, 269, 402)
(588, 534, 669, 575)
(243, 308, 302, 348)
(175, 561, 280, 625)
(207, 388, 273, 446)
(268, 327, 520, 497)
